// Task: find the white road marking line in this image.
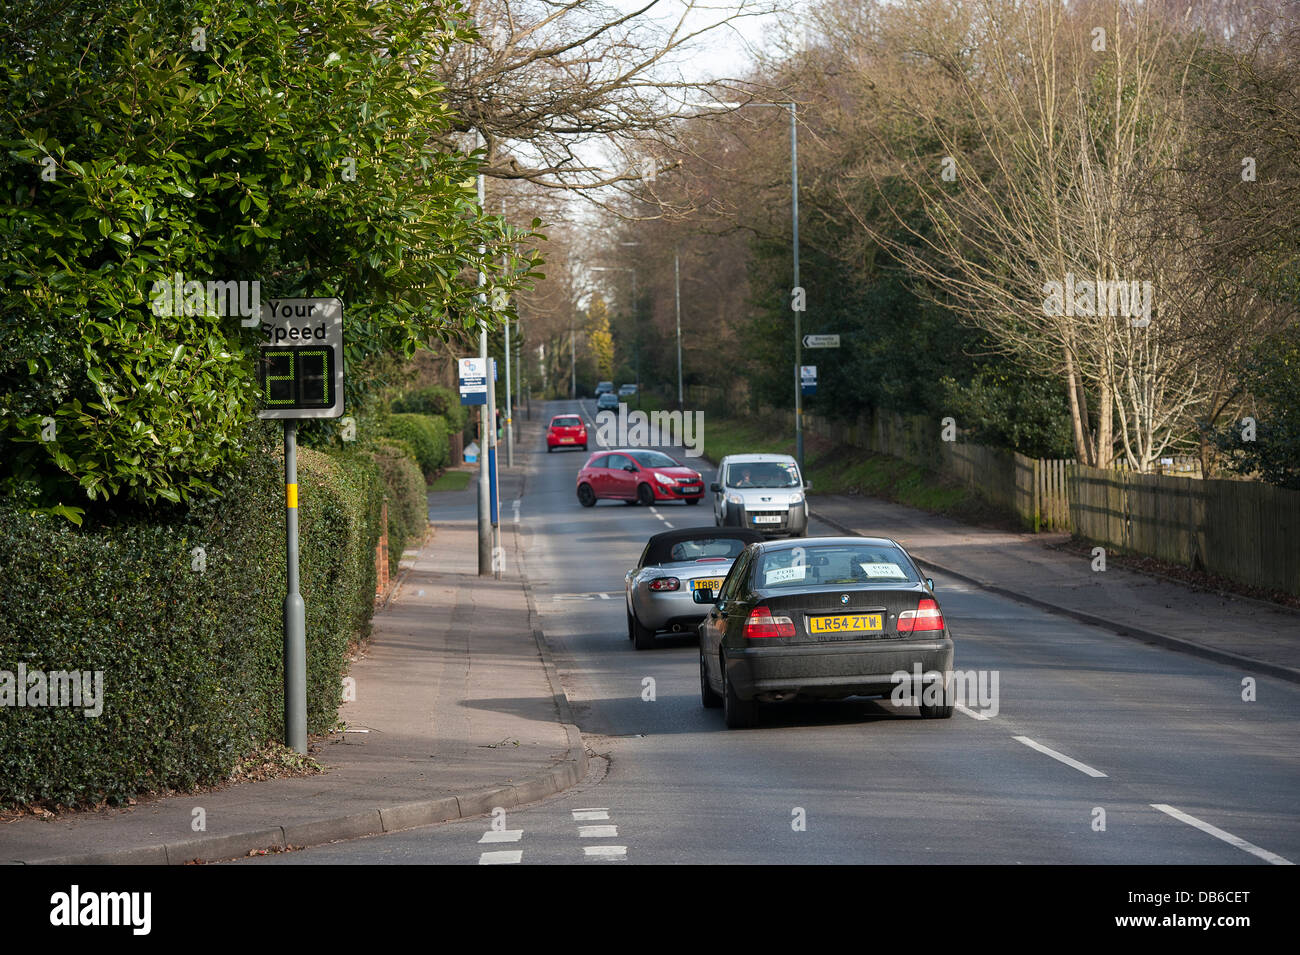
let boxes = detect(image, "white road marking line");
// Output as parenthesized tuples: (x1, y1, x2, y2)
(1013, 735, 1107, 777)
(478, 829, 523, 844)
(662, 522, 673, 528)
(1151, 804, 1293, 865)
(478, 850, 522, 865)
(578, 824, 619, 838)
(573, 807, 608, 812)
(584, 845, 627, 860)
(512, 499, 521, 525)
(598, 592, 610, 600)
(572, 809, 609, 821)
(956, 703, 991, 721)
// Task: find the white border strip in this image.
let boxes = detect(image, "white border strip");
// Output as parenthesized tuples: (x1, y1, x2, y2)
(1013, 735, 1107, 777)
(1151, 804, 1293, 865)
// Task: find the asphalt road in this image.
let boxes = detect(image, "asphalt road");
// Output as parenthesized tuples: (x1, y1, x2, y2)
(242, 399, 1300, 865)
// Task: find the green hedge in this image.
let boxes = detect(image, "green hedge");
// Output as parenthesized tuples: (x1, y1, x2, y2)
(392, 385, 468, 433)
(370, 438, 428, 574)
(0, 441, 383, 808)
(381, 413, 448, 479)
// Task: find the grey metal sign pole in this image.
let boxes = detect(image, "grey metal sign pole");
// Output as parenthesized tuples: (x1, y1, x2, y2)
(282, 420, 307, 754)
(790, 101, 803, 474)
(477, 151, 492, 576)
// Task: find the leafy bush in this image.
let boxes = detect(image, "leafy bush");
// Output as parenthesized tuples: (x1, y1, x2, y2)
(392, 385, 468, 433)
(380, 414, 447, 479)
(0, 440, 382, 808)
(370, 438, 428, 573)
(0, 0, 533, 514)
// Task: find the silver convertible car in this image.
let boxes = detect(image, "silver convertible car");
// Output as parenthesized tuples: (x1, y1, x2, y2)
(625, 527, 764, 650)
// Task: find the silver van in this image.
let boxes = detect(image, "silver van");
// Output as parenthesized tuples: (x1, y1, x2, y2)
(710, 453, 808, 537)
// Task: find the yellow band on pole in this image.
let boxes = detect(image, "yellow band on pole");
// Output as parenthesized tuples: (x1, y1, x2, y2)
(286, 483, 298, 508)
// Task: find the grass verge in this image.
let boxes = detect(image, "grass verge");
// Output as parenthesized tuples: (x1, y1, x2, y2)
(430, 469, 472, 492)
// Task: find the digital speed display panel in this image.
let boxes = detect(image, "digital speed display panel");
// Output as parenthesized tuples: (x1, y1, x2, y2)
(259, 347, 335, 409)
(257, 298, 344, 419)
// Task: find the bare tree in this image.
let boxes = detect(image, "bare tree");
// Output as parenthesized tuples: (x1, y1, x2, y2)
(431, 0, 782, 208)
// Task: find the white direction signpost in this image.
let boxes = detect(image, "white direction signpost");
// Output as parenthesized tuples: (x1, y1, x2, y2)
(257, 298, 345, 754)
(802, 334, 840, 348)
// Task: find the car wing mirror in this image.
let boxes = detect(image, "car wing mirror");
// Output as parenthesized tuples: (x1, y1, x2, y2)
(692, 588, 717, 604)
(926, 577, 935, 592)
(803, 479, 812, 490)
(623, 464, 637, 472)
(709, 482, 721, 492)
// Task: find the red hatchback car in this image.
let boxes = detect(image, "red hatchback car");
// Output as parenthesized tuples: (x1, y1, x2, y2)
(576, 449, 705, 507)
(547, 413, 588, 452)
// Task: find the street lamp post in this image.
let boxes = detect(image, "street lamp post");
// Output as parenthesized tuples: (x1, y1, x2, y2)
(706, 101, 802, 470)
(674, 247, 683, 410)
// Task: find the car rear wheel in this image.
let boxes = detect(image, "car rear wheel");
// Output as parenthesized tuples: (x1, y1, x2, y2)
(636, 483, 655, 506)
(547, 445, 554, 453)
(919, 702, 954, 719)
(700, 650, 721, 708)
(581, 444, 587, 451)
(626, 608, 635, 641)
(577, 484, 596, 507)
(722, 658, 757, 728)
(632, 614, 656, 650)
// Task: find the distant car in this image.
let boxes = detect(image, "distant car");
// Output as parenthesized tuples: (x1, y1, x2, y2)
(626, 527, 764, 650)
(696, 536, 954, 728)
(618, 383, 637, 397)
(576, 449, 705, 507)
(596, 391, 620, 411)
(711, 453, 808, 536)
(546, 414, 587, 452)
(595, 381, 615, 396)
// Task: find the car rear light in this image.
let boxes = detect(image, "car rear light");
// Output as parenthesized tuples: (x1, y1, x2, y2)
(649, 577, 680, 592)
(744, 605, 795, 639)
(897, 597, 945, 633)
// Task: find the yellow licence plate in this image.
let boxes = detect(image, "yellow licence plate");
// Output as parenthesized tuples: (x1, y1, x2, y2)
(810, 613, 883, 634)
(691, 578, 724, 592)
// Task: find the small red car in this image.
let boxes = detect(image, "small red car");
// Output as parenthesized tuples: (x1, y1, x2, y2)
(576, 448, 705, 507)
(547, 414, 588, 452)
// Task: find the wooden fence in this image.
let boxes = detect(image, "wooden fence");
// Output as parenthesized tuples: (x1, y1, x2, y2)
(1068, 466, 1300, 595)
(798, 409, 1073, 532)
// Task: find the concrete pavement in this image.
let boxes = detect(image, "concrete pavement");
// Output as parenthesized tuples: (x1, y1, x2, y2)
(0, 457, 585, 865)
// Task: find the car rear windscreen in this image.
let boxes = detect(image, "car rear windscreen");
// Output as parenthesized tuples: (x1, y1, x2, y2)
(755, 544, 917, 588)
(668, 538, 749, 562)
(553, 416, 582, 427)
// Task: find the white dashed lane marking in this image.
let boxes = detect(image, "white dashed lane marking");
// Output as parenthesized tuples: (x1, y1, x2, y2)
(956, 703, 991, 721)
(1013, 735, 1107, 778)
(478, 829, 523, 843)
(1151, 804, 1293, 865)
(478, 850, 522, 865)
(573, 808, 626, 861)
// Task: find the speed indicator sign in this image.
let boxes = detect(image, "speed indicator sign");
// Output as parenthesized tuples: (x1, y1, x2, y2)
(256, 298, 344, 419)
